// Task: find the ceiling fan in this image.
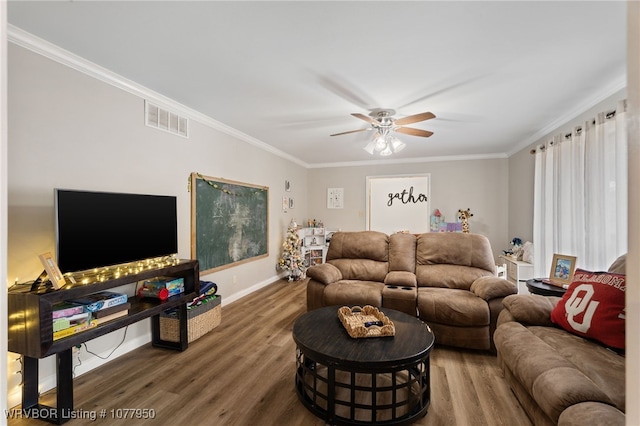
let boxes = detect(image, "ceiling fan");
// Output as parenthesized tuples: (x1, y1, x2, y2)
(330, 109, 436, 156)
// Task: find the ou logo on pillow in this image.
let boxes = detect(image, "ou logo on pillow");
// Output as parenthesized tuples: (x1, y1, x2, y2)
(563, 284, 600, 333)
(551, 268, 625, 350)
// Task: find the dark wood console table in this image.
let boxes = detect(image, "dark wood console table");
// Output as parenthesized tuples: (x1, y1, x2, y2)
(293, 306, 434, 425)
(7, 259, 199, 424)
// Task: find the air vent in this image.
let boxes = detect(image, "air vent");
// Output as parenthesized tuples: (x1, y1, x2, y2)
(145, 100, 189, 138)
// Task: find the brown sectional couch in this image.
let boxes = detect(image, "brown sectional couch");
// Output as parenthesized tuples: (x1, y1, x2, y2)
(306, 230, 517, 351)
(494, 255, 626, 426)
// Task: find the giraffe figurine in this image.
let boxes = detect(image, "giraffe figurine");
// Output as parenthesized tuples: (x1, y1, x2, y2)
(458, 208, 474, 234)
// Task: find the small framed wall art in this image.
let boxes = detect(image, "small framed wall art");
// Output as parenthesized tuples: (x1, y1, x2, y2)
(327, 188, 344, 209)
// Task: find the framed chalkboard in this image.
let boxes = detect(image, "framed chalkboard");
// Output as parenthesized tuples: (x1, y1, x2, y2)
(190, 173, 269, 274)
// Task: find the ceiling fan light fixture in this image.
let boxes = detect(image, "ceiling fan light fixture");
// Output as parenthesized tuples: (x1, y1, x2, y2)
(374, 136, 387, 151)
(363, 140, 376, 155)
(332, 109, 434, 157)
(390, 137, 406, 153)
(379, 145, 393, 156)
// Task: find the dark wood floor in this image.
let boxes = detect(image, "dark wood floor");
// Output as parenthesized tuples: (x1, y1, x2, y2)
(8, 279, 532, 425)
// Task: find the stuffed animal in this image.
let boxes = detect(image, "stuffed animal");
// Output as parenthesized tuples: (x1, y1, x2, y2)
(457, 208, 474, 234)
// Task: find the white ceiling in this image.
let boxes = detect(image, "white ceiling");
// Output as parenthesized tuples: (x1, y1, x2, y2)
(7, 1, 627, 167)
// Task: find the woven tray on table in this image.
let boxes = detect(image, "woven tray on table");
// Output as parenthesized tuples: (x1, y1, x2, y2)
(338, 305, 395, 338)
(159, 296, 221, 343)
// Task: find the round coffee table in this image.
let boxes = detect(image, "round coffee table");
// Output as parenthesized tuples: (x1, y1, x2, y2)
(292, 306, 434, 425)
(526, 278, 567, 296)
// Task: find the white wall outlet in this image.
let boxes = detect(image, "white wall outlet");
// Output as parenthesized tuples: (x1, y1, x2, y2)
(232, 275, 237, 284)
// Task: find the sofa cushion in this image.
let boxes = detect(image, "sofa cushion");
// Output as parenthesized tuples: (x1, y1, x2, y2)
(529, 325, 625, 412)
(326, 231, 388, 262)
(417, 287, 489, 326)
(470, 276, 517, 300)
(416, 233, 496, 273)
(558, 402, 625, 426)
(494, 322, 622, 422)
(328, 259, 388, 282)
(502, 294, 560, 327)
(323, 281, 385, 307)
(389, 232, 416, 272)
(607, 254, 626, 274)
(384, 271, 417, 287)
(551, 269, 626, 350)
(416, 264, 493, 290)
(306, 262, 342, 284)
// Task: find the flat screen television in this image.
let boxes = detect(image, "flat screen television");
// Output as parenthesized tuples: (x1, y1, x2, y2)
(55, 189, 178, 274)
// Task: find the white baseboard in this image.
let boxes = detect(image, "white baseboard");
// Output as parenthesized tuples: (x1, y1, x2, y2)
(221, 274, 283, 305)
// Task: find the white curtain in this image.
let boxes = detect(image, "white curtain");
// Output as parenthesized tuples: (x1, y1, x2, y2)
(533, 100, 627, 277)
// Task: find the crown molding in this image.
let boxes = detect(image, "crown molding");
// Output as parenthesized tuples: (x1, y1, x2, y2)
(7, 25, 310, 169)
(307, 152, 508, 169)
(506, 76, 627, 157)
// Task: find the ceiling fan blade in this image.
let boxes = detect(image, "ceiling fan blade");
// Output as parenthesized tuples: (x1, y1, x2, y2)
(396, 75, 486, 109)
(395, 127, 434, 138)
(394, 112, 436, 126)
(351, 113, 380, 126)
(316, 73, 378, 110)
(330, 128, 370, 137)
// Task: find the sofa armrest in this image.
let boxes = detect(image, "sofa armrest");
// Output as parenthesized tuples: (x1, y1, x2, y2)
(306, 263, 342, 285)
(384, 271, 417, 287)
(501, 294, 562, 326)
(470, 276, 517, 301)
(558, 402, 625, 426)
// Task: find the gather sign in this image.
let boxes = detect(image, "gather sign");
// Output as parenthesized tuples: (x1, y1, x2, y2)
(387, 186, 429, 206)
(367, 174, 431, 234)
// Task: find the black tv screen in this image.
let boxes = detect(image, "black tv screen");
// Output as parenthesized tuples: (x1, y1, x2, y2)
(55, 189, 178, 273)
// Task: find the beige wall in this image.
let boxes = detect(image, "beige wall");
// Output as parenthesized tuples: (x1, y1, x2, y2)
(626, 1, 639, 422)
(6, 44, 308, 406)
(307, 158, 509, 260)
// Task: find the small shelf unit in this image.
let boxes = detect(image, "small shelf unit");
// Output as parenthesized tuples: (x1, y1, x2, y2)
(298, 227, 327, 267)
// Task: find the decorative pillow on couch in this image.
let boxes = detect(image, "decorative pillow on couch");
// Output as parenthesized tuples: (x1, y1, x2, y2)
(550, 268, 625, 350)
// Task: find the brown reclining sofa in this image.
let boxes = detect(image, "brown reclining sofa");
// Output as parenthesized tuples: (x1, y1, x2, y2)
(306, 230, 516, 351)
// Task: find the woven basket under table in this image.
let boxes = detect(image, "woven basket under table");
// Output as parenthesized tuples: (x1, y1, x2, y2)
(159, 296, 222, 343)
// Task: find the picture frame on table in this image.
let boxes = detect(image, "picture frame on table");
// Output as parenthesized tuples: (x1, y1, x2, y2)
(38, 252, 66, 290)
(546, 253, 577, 287)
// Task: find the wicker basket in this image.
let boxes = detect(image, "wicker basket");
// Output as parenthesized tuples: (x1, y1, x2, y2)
(338, 305, 395, 338)
(159, 296, 221, 343)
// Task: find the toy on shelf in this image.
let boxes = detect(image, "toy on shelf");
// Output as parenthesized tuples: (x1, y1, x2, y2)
(502, 237, 524, 260)
(430, 209, 443, 232)
(457, 208, 474, 234)
(430, 208, 465, 233)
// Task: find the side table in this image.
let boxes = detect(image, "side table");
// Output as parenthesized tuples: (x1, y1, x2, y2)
(525, 279, 567, 297)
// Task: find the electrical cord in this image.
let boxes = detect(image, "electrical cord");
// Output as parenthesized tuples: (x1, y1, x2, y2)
(82, 326, 128, 360)
(72, 350, 82, 378)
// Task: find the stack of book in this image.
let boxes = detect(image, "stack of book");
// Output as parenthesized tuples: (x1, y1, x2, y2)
(52, 302, 94, 340)
(52, 291, 130, 341)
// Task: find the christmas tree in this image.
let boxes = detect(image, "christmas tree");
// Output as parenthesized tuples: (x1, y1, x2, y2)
(278, 219, 306, 281)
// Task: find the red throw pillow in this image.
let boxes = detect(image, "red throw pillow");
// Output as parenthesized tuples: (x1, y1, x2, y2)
(550, 268, 625, 350)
